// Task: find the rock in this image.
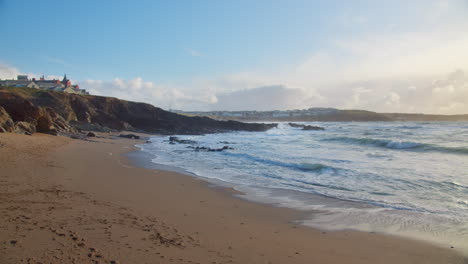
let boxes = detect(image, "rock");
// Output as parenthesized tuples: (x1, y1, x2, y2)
(188, 145, 233, 152)
(70, 134, 86, 140)
(302, 125, 325, 131)
(118, 133, 140, 139)
(87, 132, 96, 137)
(0, 106, 14, 133)
(169, 136, 196, 144)
(288, 123, 325, 130)
(288, 123, 304, 128)
(14, 121, 36, 135)
(288, 122, 324, 130)
(35, 109, 54, 134)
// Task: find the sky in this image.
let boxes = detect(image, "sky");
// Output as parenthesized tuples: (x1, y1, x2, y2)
(1, 0, 468, 114)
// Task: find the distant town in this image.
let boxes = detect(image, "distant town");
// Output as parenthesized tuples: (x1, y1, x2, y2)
(173, 108, 340, 119)
(0, 74, 89, 95)
(173, 108, 468, 122)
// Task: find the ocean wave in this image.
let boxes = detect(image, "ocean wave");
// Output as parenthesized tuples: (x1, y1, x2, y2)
(298, 163, 329, 172)
(369, 191, 394, 196)
(441, 181, 468, 190)
(283, 181, 353, 192)
(323, 136, 468, 155)
(397, 125, 423, 129)
(221, 152, 337, 173)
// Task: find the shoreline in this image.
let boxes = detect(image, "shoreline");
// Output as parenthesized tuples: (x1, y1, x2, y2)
(0, 132, 466, 263)
(134, 134, 468, 253)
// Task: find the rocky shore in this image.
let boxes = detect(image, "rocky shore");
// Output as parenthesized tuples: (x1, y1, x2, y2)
(0, 86, 276, 136)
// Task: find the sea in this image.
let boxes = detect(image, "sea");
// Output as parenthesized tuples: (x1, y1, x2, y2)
(136, 121, 468, 252)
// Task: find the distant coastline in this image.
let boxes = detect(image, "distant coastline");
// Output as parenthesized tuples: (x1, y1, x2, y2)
(173, 108, 468, 122)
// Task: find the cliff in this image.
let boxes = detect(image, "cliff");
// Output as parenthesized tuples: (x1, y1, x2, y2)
(0, 87, 276, 135)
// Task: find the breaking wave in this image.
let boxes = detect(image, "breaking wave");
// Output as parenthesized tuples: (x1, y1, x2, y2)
(323, 136, 468, 155)
(221, 152, 337, 173)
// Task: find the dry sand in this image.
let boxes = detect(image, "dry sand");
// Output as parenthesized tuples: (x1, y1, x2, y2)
(0, 132, 466, 264)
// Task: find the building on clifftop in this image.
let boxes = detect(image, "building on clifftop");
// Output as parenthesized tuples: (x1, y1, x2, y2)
(0, 74, 89, 95)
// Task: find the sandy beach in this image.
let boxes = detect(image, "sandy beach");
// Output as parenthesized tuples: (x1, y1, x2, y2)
(0, 132, 465, 264)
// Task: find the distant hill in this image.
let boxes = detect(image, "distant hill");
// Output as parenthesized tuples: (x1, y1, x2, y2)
(174, 108, 468, 122)
(0, 86, 276, 135)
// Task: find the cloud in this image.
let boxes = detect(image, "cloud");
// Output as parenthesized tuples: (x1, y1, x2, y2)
(79, 77, 324, 112)
(0, 63, 66, 81)
(0, 64, 20, 79)
(320, 69, 468, 114)
(44, 56, 73, 67)
(209, 85, 322, 111)
(3, 60, 468, 114)
(79, 77, 217, 110)
(185, 48, 203, 57)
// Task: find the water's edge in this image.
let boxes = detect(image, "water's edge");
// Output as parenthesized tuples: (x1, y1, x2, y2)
(125, 143, 468, 255)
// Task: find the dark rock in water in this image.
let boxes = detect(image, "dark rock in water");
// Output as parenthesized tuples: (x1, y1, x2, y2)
(188, 145, 233, 152)
(86, 132, 96, 137)
(119, 133, 140, 139)
(288, 122, 324, 130)
(219, 141, 235, 144)
(302, 125, 325, 131)
(288, 123, 305, 128)
(169, 136, 196, 144)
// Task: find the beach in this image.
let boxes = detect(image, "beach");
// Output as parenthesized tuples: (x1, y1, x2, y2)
(0, 132, 465, 264)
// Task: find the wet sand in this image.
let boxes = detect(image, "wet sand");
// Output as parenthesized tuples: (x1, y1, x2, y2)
(0, 132, 465, 264)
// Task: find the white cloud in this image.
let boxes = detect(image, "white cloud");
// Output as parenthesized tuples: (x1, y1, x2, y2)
(79, 77, 217, 110)
(210, 85, 322, 111)
(0, 64, 20, 79)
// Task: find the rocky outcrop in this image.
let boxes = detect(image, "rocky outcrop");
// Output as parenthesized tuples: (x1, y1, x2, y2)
(0, 106, 15, 133)
(188, 145, 233, 152)
(0, 87, 276, 135)
(13, 121, 36, 135)
(0, 90, 78, 135)
(169, 136, 197, 144)
(302, 125, 325, 131)
(118, 134, 140, 139)
(288, 123, 325, 130)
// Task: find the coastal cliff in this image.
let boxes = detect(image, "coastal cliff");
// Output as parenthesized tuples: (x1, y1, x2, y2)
(0, 87, 276, 135)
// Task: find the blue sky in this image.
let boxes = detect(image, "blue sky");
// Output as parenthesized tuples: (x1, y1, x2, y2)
(1, 0, 468, 113)
(1, 0, 338, 80)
